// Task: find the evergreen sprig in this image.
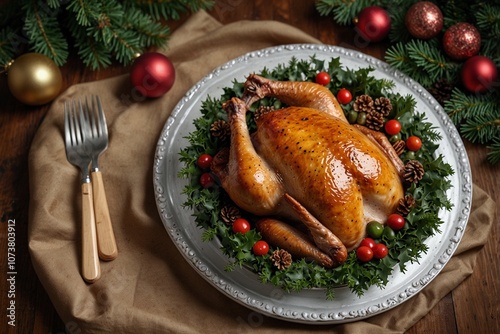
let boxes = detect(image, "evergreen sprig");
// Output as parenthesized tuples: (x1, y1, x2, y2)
(316, 0, 500, 163)
(0, 0, 214, 69)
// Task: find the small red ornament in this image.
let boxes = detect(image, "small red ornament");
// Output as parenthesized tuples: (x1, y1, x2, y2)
(442, 23, 481, 60)
(130, 52, 176, 98)
(461, 56, 498, 93)
(355, 6, 391, 42)
(405, 1, 443, 40)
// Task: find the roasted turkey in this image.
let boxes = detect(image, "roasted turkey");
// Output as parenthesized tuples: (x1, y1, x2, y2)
(211, 74, 404, 268)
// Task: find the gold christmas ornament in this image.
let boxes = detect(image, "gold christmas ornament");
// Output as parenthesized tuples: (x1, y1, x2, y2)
(6, 53, 63, 105)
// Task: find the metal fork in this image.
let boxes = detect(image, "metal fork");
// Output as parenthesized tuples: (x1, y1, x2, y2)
(64, 100, 101, 283)
(82, 95, 118, 261)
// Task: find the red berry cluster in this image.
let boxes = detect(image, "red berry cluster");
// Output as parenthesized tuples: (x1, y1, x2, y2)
(231, 217, 269, 256)
(197, 153, 215, 188)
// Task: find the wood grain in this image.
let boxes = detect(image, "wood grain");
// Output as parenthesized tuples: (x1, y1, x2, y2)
(0, 1, 498, 333)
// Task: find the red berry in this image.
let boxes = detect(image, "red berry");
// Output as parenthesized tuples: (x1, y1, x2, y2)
(315, 72, 331, 85)
(373, 243, 389, 259)
(406, 136, 422, 151)
(199, 172, 214, 188)
(232, 218, 251, 234)
(387, 213, 405, 231)
(359, 237, 376, 249)
(385, 119, 401, 135)
(356, 246, 374, 262)
(197, 153, 213, 169)
(337, 88, 353, 104)
(253, 240, 269, 256)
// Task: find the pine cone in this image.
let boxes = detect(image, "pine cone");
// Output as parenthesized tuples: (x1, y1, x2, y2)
(270, 249, 292, 270)
(353, 95, 374, 113)
(210, 120, 230, 142)
(403, 160, 425, 183)
(428, 79, 454, 106)
(393, 139, 406, 156)
(220, 204, 241, 225)
(254, 105, 274, 121)
(366, 110, 385, 130)
(374, 97, 392, 117)
(396, 195, 416, 216)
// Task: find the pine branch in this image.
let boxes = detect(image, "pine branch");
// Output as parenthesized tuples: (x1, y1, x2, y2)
(444, 88, 498, 124)
(475, 4, 500, 37)
(315, 0, 376, 25)
(387, 4, 412, 44)
(137, 0, 215, 21)
(461, 114, 500, 144)
(405, 39, 460, 84)
(0, 0, 213, 69)
(22, 0, 68, 66)
(122, 4, 170, 48)
(0, 27, 19, 66)
(487, 139, 500, 164)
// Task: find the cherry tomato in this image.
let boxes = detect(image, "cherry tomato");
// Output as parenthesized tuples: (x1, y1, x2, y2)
(406, 136, 422, 151)
(197, 153, 213, 169)
(356, 246, 374, 262)
(315, 71, 331, 85)
(387, 213, 405, 231)
(337, 88, 353, 104)
(366, 221, 384, 239)
(232, 218, 250, 234)
(384, 119, 401, 135)
(359, 237, 376, 249)
(253, 240, 269, 256)
(373, 243, 389, 259)
(199, 172, 214, 188)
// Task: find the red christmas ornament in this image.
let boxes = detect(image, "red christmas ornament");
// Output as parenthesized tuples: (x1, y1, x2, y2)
(442, 23, 481, 60)
(405, 1, 443, 40)
(355, 6, 391, 42)
(130, 52, 176, 98)
(461, 56, 498, 93)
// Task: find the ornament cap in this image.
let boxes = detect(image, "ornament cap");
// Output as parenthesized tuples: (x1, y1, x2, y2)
(2, 59, 15, 74)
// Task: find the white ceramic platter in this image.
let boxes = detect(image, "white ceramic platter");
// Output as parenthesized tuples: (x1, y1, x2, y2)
(153, 44, 472, 324)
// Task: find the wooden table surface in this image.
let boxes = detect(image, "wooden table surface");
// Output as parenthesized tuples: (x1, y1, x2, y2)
(1, 2, 498, 333)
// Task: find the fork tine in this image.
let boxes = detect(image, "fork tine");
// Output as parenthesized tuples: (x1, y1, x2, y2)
(94, 95, 108, 139)
(78, 99, 86, 144)
(64, 102, 71, 147)
(69, 101, 79, 147)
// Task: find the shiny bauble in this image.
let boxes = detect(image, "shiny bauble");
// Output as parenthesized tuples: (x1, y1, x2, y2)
(443, 23, 481, 60)
(461, 56, 498, 93)
(7, 53, 63, 105)
(355, 6, 391, 42)
(130, 52, 176, 98)
(405, 1, 443, 40)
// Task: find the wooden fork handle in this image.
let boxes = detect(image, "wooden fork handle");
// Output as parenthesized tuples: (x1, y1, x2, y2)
(81, 182, 101, 283)
(91, 171, 118, 261)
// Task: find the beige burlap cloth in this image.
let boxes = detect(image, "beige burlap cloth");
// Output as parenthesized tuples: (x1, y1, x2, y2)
(29, 11, 495, 333)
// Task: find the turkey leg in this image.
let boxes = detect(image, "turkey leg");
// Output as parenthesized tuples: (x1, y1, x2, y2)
(242, 74, 347, 122)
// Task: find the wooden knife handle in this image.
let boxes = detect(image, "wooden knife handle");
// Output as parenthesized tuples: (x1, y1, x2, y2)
(91, 171, 118, 261)
(81, 182, 101, 283)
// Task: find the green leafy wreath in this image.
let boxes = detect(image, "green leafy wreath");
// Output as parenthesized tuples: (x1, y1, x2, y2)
(178, 56, 453, 299)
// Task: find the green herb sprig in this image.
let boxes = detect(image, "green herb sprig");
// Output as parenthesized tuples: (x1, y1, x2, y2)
(178, 56, 454, 299)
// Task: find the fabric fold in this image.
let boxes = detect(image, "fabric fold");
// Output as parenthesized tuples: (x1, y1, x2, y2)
(28, 10, 495, 333)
